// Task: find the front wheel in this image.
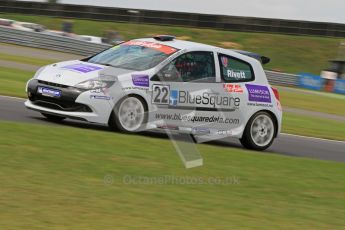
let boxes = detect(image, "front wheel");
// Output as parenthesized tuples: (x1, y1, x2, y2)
(240, 111, 276, 151)
(41, 113, 66, 122)
(109, 96, 147, 133)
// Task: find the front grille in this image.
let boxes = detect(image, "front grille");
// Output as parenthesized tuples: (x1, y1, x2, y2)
(29, 94, 92, 112)
(38, 80, 69, 88)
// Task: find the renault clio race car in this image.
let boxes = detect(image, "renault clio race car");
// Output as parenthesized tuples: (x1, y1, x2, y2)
(25, 35, 282, 150)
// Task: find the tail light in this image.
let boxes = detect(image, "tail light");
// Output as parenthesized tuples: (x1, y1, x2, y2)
(271, 87, 280, 101)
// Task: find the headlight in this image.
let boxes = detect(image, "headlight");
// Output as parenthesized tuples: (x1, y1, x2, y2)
(75, 79, 116, 90)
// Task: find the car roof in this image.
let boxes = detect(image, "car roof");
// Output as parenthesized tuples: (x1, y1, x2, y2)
(134, 38, 219, 51)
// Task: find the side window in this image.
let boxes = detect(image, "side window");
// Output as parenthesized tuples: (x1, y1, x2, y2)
(154, 51, 215, 82)
(219, 54, 254, 82)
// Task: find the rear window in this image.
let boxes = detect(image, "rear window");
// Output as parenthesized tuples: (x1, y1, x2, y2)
(88, 41, 179, 71)
(218, 54, 254, 82)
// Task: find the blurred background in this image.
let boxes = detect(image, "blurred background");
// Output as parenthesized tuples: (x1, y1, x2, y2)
(1, 0, 345, 84)
(0, 1, 344, 229)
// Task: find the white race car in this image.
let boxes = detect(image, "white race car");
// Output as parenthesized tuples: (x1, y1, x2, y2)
(25, 35, 282, 150)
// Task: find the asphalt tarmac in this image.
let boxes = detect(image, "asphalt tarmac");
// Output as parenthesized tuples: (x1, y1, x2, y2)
(1, 95, 344, 163)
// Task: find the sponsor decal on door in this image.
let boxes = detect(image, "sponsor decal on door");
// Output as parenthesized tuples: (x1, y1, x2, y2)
(245, 84, 271, 103)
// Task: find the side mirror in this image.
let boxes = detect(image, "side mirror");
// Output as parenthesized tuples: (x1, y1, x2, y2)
(157, 69, 173, 79)
(163, 72, 172, 78)
(151, 70, 175, 82)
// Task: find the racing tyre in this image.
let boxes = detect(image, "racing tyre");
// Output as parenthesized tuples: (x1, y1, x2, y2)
(109, 96, 147, 133)
(41, 113, 66, 122)
(240, 111, 276, 151)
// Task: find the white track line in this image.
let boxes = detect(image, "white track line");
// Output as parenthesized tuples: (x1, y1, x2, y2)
(281, 133, 345, 144)
(0, 95, 26, 100)
(1, 95, 344, 144)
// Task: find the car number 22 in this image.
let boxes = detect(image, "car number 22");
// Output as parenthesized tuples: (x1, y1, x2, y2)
(152, 85, 170, 105)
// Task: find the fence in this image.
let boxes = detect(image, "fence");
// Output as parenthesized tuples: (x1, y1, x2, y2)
(0, 26, 111, 56)
(265, 70, 298, 86)
(0, 0, 345, 37)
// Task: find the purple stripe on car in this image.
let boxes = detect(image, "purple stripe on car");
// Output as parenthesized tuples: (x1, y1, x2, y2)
(62, 63, 103, 73)
(132, 74, 149, 87)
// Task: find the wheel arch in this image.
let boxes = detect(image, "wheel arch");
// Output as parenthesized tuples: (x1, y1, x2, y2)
(126, 93, 149, 111)
(107, 93, 149, 126)
(253, 109, 279, 138)
(239, 109, 279, 150)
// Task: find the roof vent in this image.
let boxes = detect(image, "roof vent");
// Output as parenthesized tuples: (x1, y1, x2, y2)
(153, 35, 175, 41)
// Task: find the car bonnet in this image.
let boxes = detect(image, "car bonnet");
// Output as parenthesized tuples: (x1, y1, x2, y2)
(36, 60, 135, 86)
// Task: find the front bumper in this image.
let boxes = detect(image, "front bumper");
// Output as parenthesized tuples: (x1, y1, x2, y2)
(25, 79, 113, 124)
(25, 100, 99, 122)
(27, 79, 91, 111)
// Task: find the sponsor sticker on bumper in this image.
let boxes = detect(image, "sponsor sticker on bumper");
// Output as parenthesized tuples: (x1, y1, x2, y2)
(37, 87, 61, 98)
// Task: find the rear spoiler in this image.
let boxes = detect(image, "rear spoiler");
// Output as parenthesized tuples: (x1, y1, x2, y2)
(231, 50, 270, 65)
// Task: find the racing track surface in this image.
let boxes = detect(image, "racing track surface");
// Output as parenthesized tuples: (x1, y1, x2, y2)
(1, 95, 344, 163)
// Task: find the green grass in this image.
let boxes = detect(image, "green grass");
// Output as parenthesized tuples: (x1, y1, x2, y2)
(279, 87, 345, 116)
(0, 52, 56, 66)
(0, 120, 344, 229)
(282, 113, 345, 141)
(1, 13, 342, 74)
(0, 67, 34, 97)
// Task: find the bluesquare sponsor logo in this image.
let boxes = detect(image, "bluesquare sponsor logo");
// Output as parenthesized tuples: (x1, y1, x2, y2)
(132, 74, 149, 87)
(245, 84, 271, 103)
(166, 90, 240, 109)
(170, 90, 178, 106)
(175, 90, 240, 108)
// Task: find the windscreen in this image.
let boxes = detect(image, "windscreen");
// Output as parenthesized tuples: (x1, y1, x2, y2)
(88, 40, 178, 71)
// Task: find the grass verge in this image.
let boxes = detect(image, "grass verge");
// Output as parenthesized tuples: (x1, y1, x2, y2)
(279, 87, 345, 117)
(0, 67, 34, 97)
(0, 120, 344, 229)
(282, 112, 345, 141)
(0, 52, 56, 66)
(1, 13, 342, 74)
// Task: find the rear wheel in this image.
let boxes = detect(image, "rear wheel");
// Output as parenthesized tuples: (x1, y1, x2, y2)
(109, 96, 147, 133)
(41, 113, 66, 122)
(240, 111, 276, 151)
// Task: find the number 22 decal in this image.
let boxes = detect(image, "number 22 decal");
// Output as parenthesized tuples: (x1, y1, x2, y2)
(152, 85, 170, 104)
